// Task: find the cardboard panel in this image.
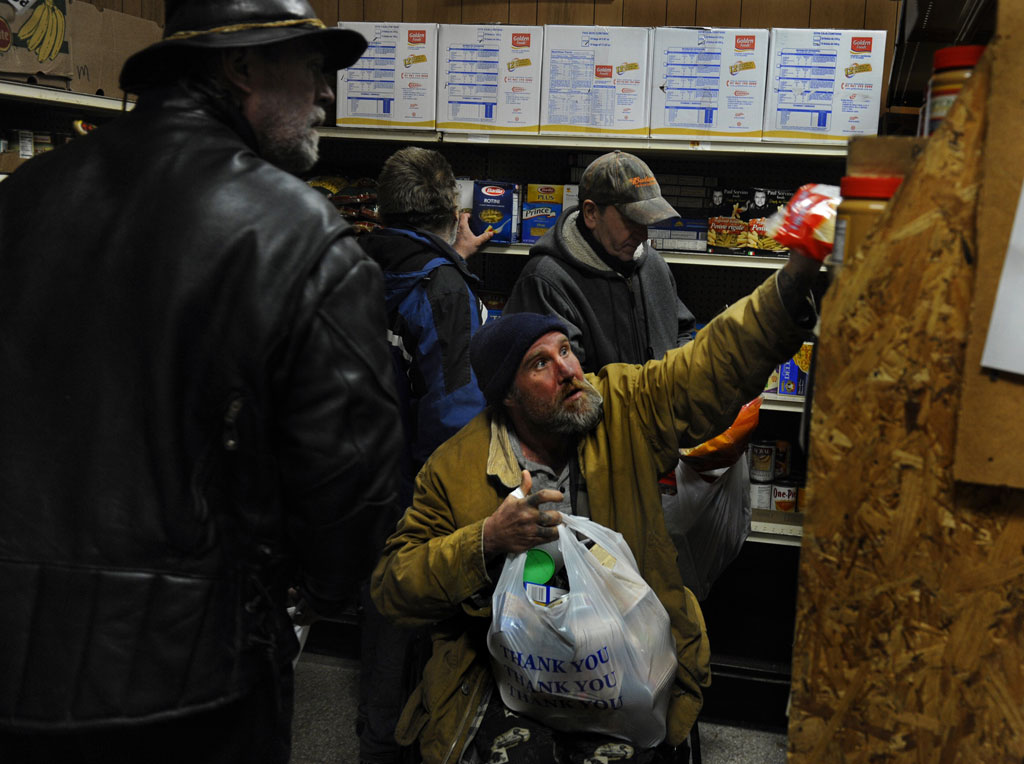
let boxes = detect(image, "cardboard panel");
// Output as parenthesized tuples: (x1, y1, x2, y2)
(739, 0, 809, 29)
(809, 0, 864, 28)
(537, 0, 592, 25)
(68, 0, 162, 99)
(954, 0, 1024, 489)
(1, 0, 74, 80)
(695, 0, 740, 27)
(624, 0, 667, 27)
(510, 0, 538, 24)
(666, 1, 696, 25)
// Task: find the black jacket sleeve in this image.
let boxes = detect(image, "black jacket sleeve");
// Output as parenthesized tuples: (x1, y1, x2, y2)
(275, 239, 403, 616)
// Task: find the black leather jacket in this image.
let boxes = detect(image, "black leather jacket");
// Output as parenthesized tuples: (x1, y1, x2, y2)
(0, 85, 402, 728)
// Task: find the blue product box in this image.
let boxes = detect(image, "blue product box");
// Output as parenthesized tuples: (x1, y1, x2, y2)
(776, 342, 813, 396)
(471, 180, 520, 244)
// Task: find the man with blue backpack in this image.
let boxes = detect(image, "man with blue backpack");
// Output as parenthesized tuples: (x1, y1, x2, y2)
(356, 146, 493, 764)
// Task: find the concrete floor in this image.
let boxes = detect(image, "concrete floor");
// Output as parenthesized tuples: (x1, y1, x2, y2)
(290, 652, 789, 764)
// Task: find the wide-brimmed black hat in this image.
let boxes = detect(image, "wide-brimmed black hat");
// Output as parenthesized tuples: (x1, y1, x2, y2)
(120, 0, 367, 94)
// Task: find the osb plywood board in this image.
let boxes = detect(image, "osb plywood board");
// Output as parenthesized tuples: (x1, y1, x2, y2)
(788, 44, 1024, 761)
(953, 0, 1024, 490)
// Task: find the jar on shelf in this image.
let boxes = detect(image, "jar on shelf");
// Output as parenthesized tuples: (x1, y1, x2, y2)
(922, 45, 987, 137)
(831, 174, 904, 271)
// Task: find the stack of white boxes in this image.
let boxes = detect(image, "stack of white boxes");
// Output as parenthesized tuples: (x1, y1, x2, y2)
(334, 22, 887, 144)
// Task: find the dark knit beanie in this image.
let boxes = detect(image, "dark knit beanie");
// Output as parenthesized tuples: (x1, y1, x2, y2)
(471, 313, 569, 406)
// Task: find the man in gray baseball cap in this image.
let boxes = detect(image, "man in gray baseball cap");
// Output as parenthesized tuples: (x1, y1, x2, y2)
(504, 150, 697, 374)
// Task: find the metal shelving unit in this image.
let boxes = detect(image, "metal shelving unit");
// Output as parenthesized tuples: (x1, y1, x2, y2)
(487, 242, 801, 270)
(0, 80, 133, 112)
(318, 125, 848, 157)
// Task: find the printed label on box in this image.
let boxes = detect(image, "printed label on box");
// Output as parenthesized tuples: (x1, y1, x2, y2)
(337, 22, 437, 129)
(436, 24, 542, 133)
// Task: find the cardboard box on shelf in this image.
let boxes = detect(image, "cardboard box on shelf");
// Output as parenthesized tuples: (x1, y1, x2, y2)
(0, 0, 73, 81)
(68, 0, 162, 100)
(763, 28, 886, 144)
(436, 24, 542, 134)
(520, 183, 563, 243)
(336, 22, 437, 130)
(540, 25, 652, 137)
(470, 179, 519, 244)
(649, 27, 769, 141)
(777, 342, 814, 396)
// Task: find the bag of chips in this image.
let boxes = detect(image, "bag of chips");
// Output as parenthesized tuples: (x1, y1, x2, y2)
(764, 183, 841, 262)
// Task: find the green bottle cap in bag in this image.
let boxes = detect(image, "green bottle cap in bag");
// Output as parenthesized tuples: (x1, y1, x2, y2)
(523, 548, 555, 584)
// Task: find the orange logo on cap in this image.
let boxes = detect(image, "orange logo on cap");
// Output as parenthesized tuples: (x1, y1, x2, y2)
(630, 176, 657, 188)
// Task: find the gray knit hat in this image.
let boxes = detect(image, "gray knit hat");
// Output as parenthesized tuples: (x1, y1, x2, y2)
(471, 313, 569, 406)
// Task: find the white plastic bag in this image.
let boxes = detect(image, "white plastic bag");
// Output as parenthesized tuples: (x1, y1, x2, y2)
(486, 514, 677, 749)
(663, 458, 751, 601)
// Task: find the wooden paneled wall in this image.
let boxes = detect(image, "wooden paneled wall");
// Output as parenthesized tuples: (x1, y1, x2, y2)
(84, 0, 901, 94)
(82, 0, 898, 32)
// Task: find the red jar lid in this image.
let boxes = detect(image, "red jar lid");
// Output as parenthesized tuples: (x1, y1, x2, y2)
(933, 45, 986, 71)
(840, 175, 904, 199)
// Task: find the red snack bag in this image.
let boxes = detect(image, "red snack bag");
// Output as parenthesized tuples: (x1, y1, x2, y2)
(764, 183, 840, 262)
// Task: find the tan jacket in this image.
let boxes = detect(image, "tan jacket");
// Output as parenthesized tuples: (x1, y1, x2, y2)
(371, 273, 807, 764)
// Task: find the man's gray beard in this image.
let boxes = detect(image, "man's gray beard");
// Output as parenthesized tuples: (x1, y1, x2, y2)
(549, 380, 604, 435)
(260, 107, 323, 174)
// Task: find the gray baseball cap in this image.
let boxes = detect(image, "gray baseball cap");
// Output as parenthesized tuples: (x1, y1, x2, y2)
(579, 151, 679, 225)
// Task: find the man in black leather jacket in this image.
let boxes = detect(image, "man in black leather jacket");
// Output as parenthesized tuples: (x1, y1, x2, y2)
(0, 2, 401, 763)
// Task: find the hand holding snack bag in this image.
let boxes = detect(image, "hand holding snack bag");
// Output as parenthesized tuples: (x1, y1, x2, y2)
(764, 183, 841, 262)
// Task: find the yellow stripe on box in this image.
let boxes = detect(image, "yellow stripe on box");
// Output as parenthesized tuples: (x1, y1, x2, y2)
(336, 118, 437, 128)
(539, 125, 650, 136)
(435, 122, 540, 132)
(761, 130, 849, 142)
(650, 128, 763, 138)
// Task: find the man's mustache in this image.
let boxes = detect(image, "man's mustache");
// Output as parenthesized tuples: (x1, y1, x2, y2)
(561, 378, 591, 400)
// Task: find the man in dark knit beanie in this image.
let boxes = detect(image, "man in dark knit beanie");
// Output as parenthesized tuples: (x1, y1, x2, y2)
(470, 312, 569, 406)
(372, 243, 823, 762)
